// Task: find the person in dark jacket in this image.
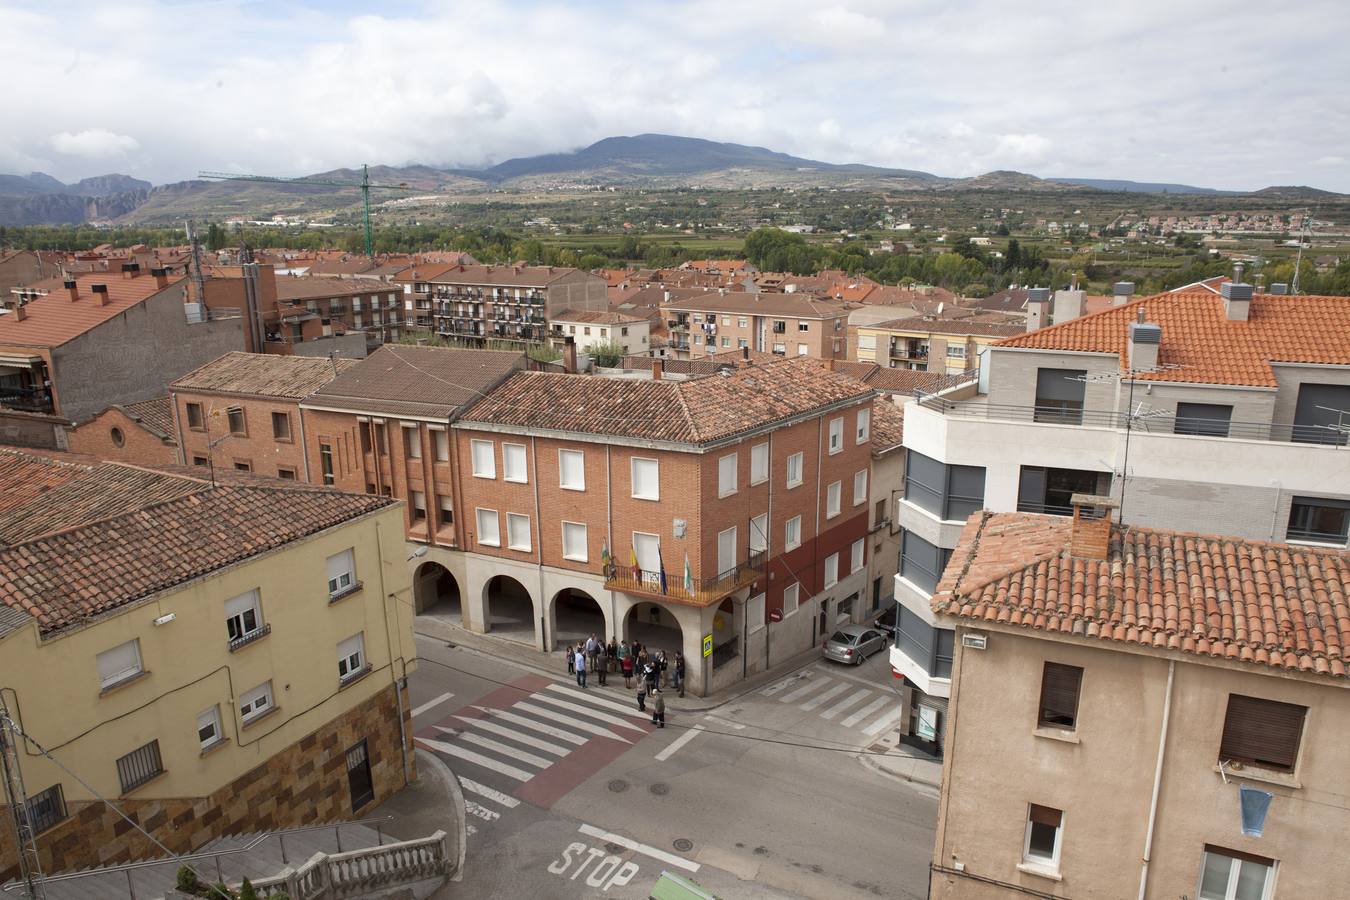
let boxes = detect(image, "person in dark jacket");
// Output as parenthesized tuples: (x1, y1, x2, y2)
(651, 689, 666, 728)
(673, 652, 686, 697)
(595, 646, 608, 686)
(635, 682, 646, 713)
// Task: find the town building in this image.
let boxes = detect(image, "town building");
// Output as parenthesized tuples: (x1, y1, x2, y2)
(398, 264, 607, 346)
(549, 309, 651, 358)
(0, 449, 413, 880)
(660, 291, 849, 361)
(889, 284, 1350, 756)
(170, 352, 360, 479)
(928, 508, 1350, 900)
(272, 274, 405, 351)
(854, 313, 1025, 374)
(65, 396, 177, 464)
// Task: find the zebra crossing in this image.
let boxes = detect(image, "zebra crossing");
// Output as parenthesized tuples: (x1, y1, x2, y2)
(758, 667, 904, 737)
(415, 677, 656, 820)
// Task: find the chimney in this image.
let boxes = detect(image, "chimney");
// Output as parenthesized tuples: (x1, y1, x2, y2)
(1025, 287, 1050, 331)
(1053, 285, 1086, 323)
(151, 267, 169, 289)
(1269, 282, 1289, 295)
(1112, 282, 1135, 306)
(65, 279, 79, 301)
(651, 358, 664, 380)
(1220, 281, 1253, 321)
(741, 346, 750, 362)
(1068, 494, 1117, 560)
(1233, 261, 1245, 284)
(562, 336, 577, 374)
(121, 262, 140, 279)
(92, 283, 110, 306)
(1127, 308, 1161, 372)
(662, 290, 671, 303)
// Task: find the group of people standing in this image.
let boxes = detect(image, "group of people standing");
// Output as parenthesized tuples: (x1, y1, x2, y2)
(565, 633, 688, 728)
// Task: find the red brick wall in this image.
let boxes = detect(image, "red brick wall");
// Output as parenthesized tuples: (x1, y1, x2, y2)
(66, 407, 177, 465)
(175, 391, 308, 479)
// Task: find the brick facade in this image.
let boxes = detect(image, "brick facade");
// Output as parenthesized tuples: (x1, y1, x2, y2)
(66, 406, 177, 465)
(0, 682, 413, 881)
(174, 392, 310, 480)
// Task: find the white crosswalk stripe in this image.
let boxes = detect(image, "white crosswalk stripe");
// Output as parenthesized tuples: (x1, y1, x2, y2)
(819, 687, 874, 720)
(456, 731, 556, 769)
(544, 683, 651, 720)
(477, 707, 588, 746)
(840, 696, 890, 728)
(779, 676, 833, 704)
(862, 706, 907, 737)
(443, 719, 570, 757)
(416, 737, 535, 781)
(457, 777, 521, 809)
(530, 692, 649, 733)
(515, 700, 634, 744)
(799, 682, 851, 711)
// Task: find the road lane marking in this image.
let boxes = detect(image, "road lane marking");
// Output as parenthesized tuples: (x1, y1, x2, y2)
(758, 674, 799, 696)
(411, 692, 455, 718)
(702, 713, 745, 731)
(530, 692, 649, 733)
(654, 725, 705, 762)
(545, 683, 652, 720)
(515, 701, 633, 744)
(578, 824, 700, 873)
(416, 737, 534, 781)
(457, 731, 555, 769)
(862, 706, 908, 737)
(445, 718, 570, 756)
(820, 688, 874, 720)
(478, 707, 588, 745)
(458, 776, 520, 808)
(780, 676, 832, 704)
(840, 696, 890, 727)
(799, 682, 851, 711)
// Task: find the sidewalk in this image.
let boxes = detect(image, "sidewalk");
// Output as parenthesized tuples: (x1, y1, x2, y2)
(860, 726, 944, 789)
(375, 748, 468, 881)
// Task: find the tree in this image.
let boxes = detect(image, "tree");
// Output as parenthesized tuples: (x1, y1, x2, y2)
(588, 339, 626, 368)
(205, 223, 226, 252)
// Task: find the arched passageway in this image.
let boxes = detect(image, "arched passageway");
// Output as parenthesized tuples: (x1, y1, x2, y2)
(483, 574, 535, 643)
(552, 588, 607, 651)
(626, 602, 685, 661)
(413, 562, 461, 620)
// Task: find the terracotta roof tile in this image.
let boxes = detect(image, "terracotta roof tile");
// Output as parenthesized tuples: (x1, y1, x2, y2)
(553, 309, 647, 325)
(0, 271, 185, 348)
(0, 448, 90, 516)
(871, 399, 904, 453)
(273, 276, 399, 301)
(121, 396, 175, 438)
(662, 291, 848, 318)
(304, 345, 524, 419)
(934, 512, 1350, 680)
(172, 351, 360, 399)
(995, 291, 1350, 387)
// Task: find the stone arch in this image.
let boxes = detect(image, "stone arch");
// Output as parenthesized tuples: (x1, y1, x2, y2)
(413, 561, 461, 620)
(550, 587, 608, 652)
(482, 574, 536, 643)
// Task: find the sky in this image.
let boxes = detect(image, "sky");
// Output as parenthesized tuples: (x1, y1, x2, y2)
(2, 0, 1348, 192)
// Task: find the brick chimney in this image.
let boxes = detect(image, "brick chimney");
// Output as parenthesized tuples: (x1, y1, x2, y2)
(1025, 287, 1050, 332)
(562, 336, 577, 374)
(1127, 308, 1161, 372)
(151, 267, 169, 289)
(12, 303, 26, 321)
(92, 283, 110, 306)
(65, 279, 79, 301)
(1221, 281, 1252, 321)
(121, 262, 139, 279)
(1069, 493, 1117, 560)
(651, 358, 664, 380)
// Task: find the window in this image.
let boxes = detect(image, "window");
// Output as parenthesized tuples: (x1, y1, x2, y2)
(782, 582, 800, 616)
(403, 424, 420, 458)
(319, 443, 334, 485)
(347, 740, 375, 812)
(475, 508, 500, 547)
(432, 428, 449, 462)
(858, 334, 876, 352)
(1286, 496, 1350, 544)
(785, 515, 802, 551)
(1017, 466, 1107, 516)
(227, 407, 246, 436)
(197, 706, 223, 750)
(798, 321, 810, 332)
(23, 784, 66, 835)
(225, 589, 266, 647)
(277, 466, 297, 480)
(621, 327, 629, 337)
(738, 316, 748, 328)
(824, 552, 839, 588)
(1198, 847, 1276, 900)
(721, 316, 731, 326)
(338, 633, 366, 682)
(797, 344, 808, 356)
(471, 439, 495, 478)
(738, 338, 748, 349)
(507, 513, 532, 551)
(750, 443, 768, 485)
(856, 408, 871, 443)
(694, 334, 702, 345)
(239, 681, 274, 722)
(326, 548, 357, 597)
(96, 639, 143, 690)
(717, 526, 737, 578)
(110, 426, 125, 448)
(851, 538, 864, 573)
(193, 455, 208, 467)
(853, 469, 868, 506)
(633, 532, 660, 578)
(501, 443, 527, 482)
(826, 480, 842, 518)
(1219, 694, 1307, 772)
(773, 342, 786, 355)
(718, 452, 738, 497)
(562, 521, 588, 561)
(934, 628, 954, 678)
(721, 336, 731, 348)
(271, 411, 291, 441)
(437, 494, 454, 527)
(559, 449, 585, 490)
(1292, 382, 1350, 445)
(374, 422, 389, 455)
(747, 593, 766, 633)
(786, 451, 804, 488)
(1022, 805, 1063, 870)
(905, 450, 987, 521)
(749, 513, 768, 555)
(772, 320, 786, 334)
(186, 402, 204, 430)
(1038, 662, 1083, 730)
(1034, 368, 1086, 424)
(359, 420, 373, 453)
(116, 741, 164, 793)
(583, 326, 591, 336)
(948, 345, 967, 359)
(828, 417, 844, 453)
(631, 457, 660, 500)
(233, 461, 252, 472)
(1174, 402, 1233, 437)
(900, 531, 952, 595)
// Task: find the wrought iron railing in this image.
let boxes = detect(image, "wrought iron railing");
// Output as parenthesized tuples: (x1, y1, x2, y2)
(0, 386, 53, 412)
(603, 551, 765, 605)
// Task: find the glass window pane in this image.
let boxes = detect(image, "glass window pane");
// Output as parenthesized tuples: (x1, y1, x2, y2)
(1234, 860, 1269, 900)
(1199, 853, 1232, 900)
(1027, 822, 1057, 859)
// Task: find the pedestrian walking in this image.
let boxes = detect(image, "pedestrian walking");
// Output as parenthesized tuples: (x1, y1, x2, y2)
(635, 682, 646, 713)
(652, 689, 666, 728)
(607, 638, 619, 672)
(657, 650, 669, 688)
(644, 661, 658, 696)
(565, 644, 575, 675)
(595, 647, 608, 686)
(673, 651, 686, 697)
(621, 653, 634, 689)
(585, 633, 599, 670)
(574, 648, 587, 688)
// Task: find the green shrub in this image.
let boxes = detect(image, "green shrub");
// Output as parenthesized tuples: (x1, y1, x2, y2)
(176, 866, 200, 893)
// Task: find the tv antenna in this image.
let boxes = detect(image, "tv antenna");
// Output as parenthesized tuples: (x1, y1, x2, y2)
(1291, 207, 1314, 294)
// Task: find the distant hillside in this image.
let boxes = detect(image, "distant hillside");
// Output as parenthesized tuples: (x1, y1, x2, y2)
(1049, 176, 1227, 195)
(1250, 185, 1342, 200)
(0, 172, 150, 225)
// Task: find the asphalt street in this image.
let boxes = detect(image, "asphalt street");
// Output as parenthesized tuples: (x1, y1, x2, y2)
(408, 633, 937, 899)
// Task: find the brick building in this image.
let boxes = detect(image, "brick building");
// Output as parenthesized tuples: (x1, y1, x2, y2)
(66, 397, 177, 464)
(660, 291, 849, 361)
(272, 275, 405, 351)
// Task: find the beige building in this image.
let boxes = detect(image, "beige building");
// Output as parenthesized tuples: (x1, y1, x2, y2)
(865, 397, 905, 617)
(661, 291, 849, 361)
(0, 450, 415, 880)
(853, 313, 1024, 375)
(928, 506, 1350, 900)
(549, 309, 651, 358)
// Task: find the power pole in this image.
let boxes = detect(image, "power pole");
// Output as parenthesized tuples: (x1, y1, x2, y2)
(0, 700, 45, 900)
(362, 164, 373, 258)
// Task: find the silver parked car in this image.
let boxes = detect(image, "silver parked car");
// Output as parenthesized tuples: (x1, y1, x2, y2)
(823, 624, 888, 665)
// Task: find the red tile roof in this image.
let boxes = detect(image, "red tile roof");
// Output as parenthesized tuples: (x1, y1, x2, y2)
(0, 271, 184, 348)
(304, 345, 525, 419)
(935, 513, 1350, 679)
(662, 291, 848, 318)
(553, 309, 648, 325)
(871, 399, 905, 453)
(994, 291, 1350, 387)
(0, 449, 89, 516)
(121, 397, 175, 438)
(274, 276, 399, 301)
(172, 351, 360, 399)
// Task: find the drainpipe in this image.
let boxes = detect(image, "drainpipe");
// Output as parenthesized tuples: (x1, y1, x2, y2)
(297, 406, 312, 482)
(532, 436, 547, 652)
(1137, 659, 1174, 900)
(376, 518, 411, 787)
(606, 446, 616, 638)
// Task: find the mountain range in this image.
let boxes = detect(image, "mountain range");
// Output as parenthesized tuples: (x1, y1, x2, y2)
(0, 134, 1340, 226)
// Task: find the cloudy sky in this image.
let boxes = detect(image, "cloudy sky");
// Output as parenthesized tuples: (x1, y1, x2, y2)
(3, 0, 1348, 191)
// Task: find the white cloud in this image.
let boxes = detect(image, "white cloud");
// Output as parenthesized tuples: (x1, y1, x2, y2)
(50, 129, 140, 159)
(992, 133, 1051, 164)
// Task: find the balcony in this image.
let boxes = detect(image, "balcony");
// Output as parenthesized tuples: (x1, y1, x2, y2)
(603, 552, 765, 608)
(891, 341, 930, 361)
(0, 385, 54, 414)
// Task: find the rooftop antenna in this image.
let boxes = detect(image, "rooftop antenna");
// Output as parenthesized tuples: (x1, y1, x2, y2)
(185, 221, 206, 304)
(1290, 207, 1313, 295)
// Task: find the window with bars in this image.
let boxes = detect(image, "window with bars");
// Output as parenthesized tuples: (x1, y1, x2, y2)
(23, 784, 66, 835)
(1219, 694, 1306, 772)
(1038, 662, 1083, 729)
(116, 740, 164, 793)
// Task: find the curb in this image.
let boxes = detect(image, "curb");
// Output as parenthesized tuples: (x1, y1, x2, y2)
(413, 747, 468, 882)
(857, 749, 942, 790)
